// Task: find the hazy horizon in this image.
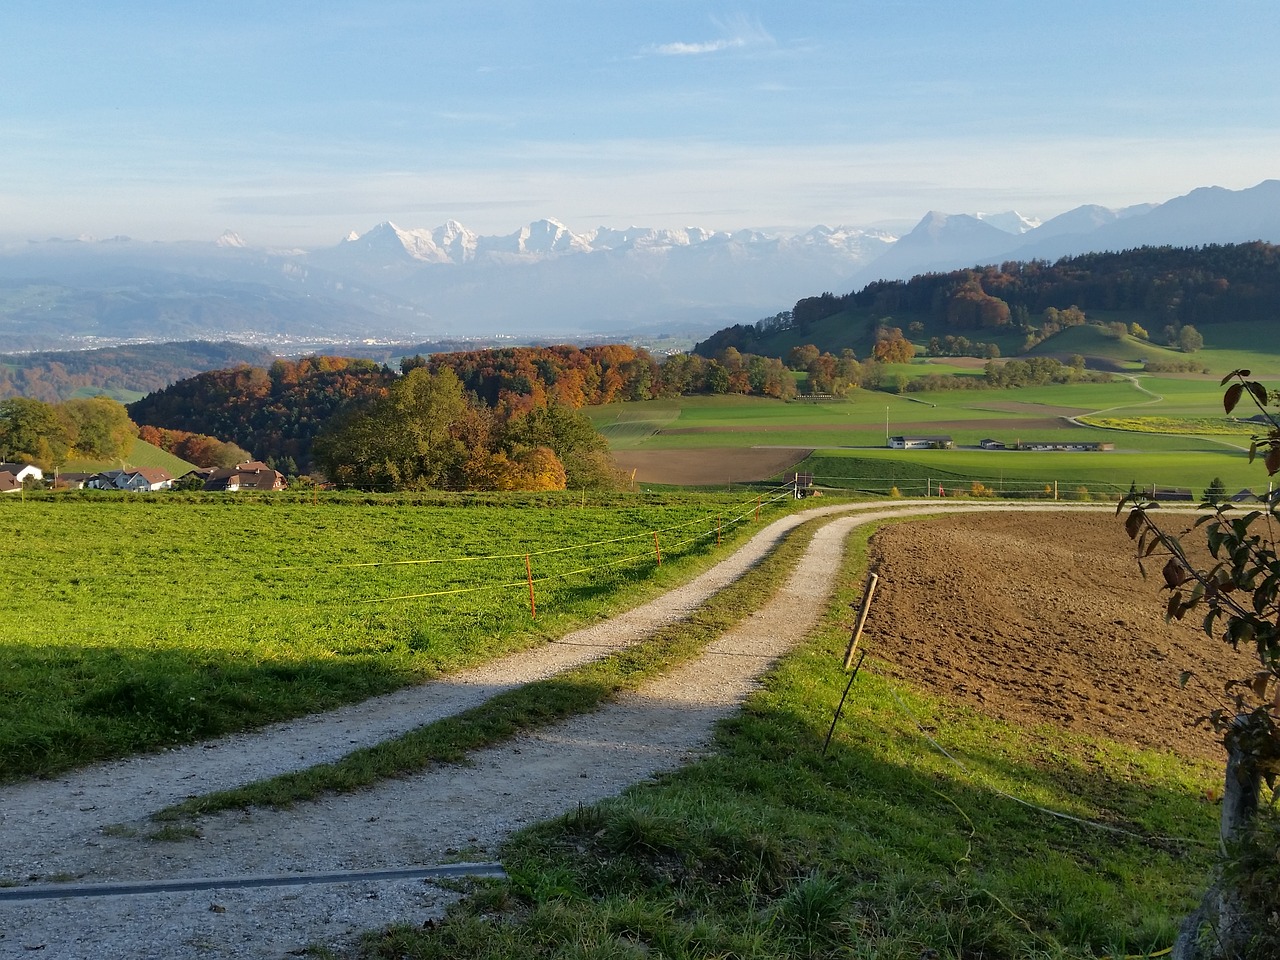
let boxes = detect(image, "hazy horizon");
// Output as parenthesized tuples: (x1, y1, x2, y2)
(3, 2, 1277, 247)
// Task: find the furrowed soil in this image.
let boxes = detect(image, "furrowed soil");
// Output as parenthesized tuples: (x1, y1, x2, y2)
(609, 446, 810, 485)
(865, 510, 1238, 762)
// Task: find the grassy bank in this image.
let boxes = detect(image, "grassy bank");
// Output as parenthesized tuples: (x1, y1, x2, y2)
(356, 521, 1220, 960)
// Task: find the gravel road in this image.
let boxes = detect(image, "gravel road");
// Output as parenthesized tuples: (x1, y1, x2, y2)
(0, 501, 1104, 959)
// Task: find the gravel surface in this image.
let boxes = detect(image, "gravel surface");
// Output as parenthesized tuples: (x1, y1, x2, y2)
(0, 502, 1106, 959)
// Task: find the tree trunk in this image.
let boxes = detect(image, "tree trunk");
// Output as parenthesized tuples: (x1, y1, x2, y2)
(1172, 722, 1262, 960)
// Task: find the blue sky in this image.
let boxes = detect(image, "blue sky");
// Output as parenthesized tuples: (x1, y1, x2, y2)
(2, 1, 1277, 246)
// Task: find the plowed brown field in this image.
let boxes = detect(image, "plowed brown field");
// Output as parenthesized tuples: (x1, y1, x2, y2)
(610, 446, 811, 486)
(866, 510, 1241, 762)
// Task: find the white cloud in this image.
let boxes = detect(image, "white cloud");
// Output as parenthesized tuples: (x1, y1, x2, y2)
(654, 38, 744, 56)
(649, 14, 774, 57)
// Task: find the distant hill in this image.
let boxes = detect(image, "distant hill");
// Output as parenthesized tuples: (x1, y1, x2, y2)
(127, 356, 396, 472)
(696, 242, 1280, 362)
(0, 341, 279, 403)
(1020, 324, 1190, 370)
(847, 179, 1280, 286)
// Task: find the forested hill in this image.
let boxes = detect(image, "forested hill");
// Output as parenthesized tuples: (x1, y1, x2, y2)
(695, 241, 1280, 359)
(127, 344, 800, 473)
(0, 341, 279, 404)
(127, 356, 396, 474)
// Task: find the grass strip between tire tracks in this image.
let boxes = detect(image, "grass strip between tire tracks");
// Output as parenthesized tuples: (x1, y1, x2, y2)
(351, 517, 1223, 960)
(151, 514, 825, 825)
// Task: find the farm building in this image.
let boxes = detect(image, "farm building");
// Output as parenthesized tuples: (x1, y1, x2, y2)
(0, 462, 43, 493)
(1012, 441, 1115, 452)
(86, 468, 174, 492)
(188, 461, 288, 492)
(888, 435, 953, 450)
(1145, 485, 1195, 502)
(0, 462, 43, 484)
(1229, 489, 1265, 503)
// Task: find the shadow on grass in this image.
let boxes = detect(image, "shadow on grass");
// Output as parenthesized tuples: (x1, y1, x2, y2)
(363, 684, 1219, 960)
(0, 642, 418, 783)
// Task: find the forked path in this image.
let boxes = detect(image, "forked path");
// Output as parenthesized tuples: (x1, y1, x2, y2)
(0, 501, 1102, 959)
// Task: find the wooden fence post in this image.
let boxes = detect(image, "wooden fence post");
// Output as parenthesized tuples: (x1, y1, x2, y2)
(525, 554, 536, 619)
(844, 571, 879, 670)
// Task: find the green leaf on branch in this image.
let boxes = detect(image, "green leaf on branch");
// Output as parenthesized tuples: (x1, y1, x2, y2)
(1225, 382, 1244, 414)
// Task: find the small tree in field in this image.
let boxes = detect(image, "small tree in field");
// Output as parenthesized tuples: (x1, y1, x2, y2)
(1120, 370, 1280, 959)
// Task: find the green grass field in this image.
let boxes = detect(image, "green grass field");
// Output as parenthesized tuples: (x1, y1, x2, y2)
(0, 490, 798, 781)
(62, 437, 196, 475)
(589, 352, 1280, 495)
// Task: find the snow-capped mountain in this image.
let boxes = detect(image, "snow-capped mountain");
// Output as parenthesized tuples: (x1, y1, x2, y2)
(323, 218, 891, 268)
(975, 211, 1041, 234)
(4, 180, 1280, 350)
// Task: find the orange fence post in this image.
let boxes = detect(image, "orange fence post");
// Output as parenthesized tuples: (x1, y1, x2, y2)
(653, 531, 662, 566)
(525, 553, 536, 619)
(755, 495, 760, 522)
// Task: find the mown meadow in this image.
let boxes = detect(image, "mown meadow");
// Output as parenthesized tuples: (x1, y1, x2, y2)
(357, 518, 1224, 960)
(0, 488, 801, 782)
(589, 332, 1280, 498)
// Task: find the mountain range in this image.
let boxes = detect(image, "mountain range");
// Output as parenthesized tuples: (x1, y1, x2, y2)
(2, 180, 1278, 352)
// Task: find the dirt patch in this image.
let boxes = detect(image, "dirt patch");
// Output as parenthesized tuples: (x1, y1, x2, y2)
(865, 511, 1239, 762)
(610, 447, 811, 486)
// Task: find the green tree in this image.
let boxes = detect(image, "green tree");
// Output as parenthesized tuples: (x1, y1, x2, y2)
(705, 362, 731, 395)
(656, 353, 699, 397)
(1179, 324, 1205, 353)
(59, 396, 137, 461)
(1204, 476, 1227, 504)
(0, 397, 70, 468)
(313, 367, 471, 490)
(502, 403, 619, 490)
